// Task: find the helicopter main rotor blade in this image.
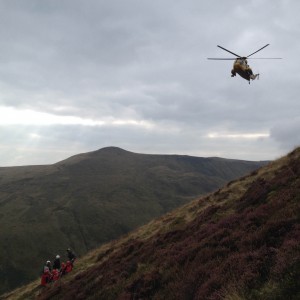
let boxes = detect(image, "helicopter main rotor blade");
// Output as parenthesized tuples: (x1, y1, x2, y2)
(247, 44, 270, 57)
(246, 57, 282, 59)
(207, 58, 237, 60)
(217, 45, 241, 58)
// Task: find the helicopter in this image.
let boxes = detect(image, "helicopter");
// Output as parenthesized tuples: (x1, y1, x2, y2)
(207, 44, 282, 84)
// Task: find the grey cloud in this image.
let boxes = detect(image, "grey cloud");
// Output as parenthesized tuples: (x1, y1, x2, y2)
(0, 0, 299, 165)
(0, 122, 278, 167)
(270, 118, 300, 152)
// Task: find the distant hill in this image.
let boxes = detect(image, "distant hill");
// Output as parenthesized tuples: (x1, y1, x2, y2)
(3, 147, 299, 300)
(0, 147, 266, 294)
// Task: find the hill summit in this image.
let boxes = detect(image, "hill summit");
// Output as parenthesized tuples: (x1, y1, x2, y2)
(3, 147, 299, 300)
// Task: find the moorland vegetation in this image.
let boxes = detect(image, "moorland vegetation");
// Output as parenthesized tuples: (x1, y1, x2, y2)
(2, 147, 299, 300)
(0, 147, 266, 294)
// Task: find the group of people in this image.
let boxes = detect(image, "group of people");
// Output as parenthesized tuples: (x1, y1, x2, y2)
(41, 248, 76, 286)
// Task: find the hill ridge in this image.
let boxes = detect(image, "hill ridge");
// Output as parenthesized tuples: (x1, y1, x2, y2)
(0, 147, 267, 295)
(3, 147, 299, 300)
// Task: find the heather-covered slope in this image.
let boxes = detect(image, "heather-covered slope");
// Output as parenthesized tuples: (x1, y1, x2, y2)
(3, 148, 299, 300)
(0, 147, 265, 294)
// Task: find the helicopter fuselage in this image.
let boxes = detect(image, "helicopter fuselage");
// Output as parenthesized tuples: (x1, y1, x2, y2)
(231, 58, 256, 82)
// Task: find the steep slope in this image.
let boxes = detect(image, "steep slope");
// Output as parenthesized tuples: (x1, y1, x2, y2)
(4, 147, 299, 300)
(0, 147, 266, 294)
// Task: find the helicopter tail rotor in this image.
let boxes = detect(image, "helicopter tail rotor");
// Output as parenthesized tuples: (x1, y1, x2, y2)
(250, 74, 259, 80)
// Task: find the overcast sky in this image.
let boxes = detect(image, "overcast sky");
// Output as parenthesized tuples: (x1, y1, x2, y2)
(0, 0, 299, 166)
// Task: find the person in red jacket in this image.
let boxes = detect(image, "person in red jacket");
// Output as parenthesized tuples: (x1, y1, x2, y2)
(60, 262, 67, 276)
(40, 267, 51, 286)
(65, 261, 73, 273)
(51, 268, 60, 281)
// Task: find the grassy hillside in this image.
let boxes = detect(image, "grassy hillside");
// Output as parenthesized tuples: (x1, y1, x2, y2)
(2, 147, 298, 300)
(0, 147, 266, 295)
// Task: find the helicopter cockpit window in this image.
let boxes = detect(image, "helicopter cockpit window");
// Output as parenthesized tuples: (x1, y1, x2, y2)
(237, 58, 244, 65)
(240, 59, 246, 65)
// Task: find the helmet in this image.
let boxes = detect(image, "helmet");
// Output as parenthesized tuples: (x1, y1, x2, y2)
(67, 248, 70, 251)
(46, 260, 51, 264)
(56, 255, 60, 259)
